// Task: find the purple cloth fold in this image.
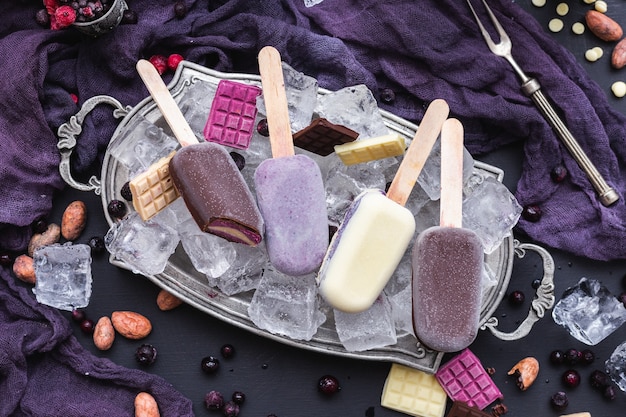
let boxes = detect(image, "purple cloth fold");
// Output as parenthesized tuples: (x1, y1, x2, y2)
(1, 0, 626, 415)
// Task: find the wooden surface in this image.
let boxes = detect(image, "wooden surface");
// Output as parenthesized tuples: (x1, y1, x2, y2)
(49, 2, 626, 417)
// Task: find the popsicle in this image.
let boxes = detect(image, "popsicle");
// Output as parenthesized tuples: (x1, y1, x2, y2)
(253, 46, 328, 275)
(316, 99, 450, 313)
(133, 59, 264, 246)
(412, 118, 484, 352)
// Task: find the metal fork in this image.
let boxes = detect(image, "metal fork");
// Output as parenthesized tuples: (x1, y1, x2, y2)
(467, 0, 619, 207)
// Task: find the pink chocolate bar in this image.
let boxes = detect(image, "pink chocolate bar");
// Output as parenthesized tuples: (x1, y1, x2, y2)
(435, 349, 503, 410)
(203, 80, 261, 149)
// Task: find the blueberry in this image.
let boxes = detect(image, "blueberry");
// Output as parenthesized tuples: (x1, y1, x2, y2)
(88, 236, 106, 255)
(121, 9, 138, 24)
(201, 356, 220, 373)
(222, 400, 240, 417)
(229, 152, 245, 171)
(231, 391, 245, 405)
(521, 205, 542, 222)
(561, 369, 580, 388)
(531, 278, 541, 289)
(550, 391, 568, 411)
(257, 119, 269, 137)
(318, 375, 341, 395)
(135, 344, 158, 365)
(564, 348, 581, 365)
(581, 349, 595, 365)
(220, 343, 235, 359)
(107, 199, 127, 219)
(550, 165, 568, 183)
(508, 290, 525, 306)
(204, 390, 224, 410)
(120, 181, 133, 201)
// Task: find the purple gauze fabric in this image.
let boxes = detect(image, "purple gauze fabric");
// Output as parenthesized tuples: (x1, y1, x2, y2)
(0, 0, 626, 415)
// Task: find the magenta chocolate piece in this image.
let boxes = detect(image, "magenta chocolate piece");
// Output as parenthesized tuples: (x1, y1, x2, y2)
(292, 118, 358, 156)
(203, 80, 261, 150)
(169, 142, 264, 246)
(435, 349, 503, 410)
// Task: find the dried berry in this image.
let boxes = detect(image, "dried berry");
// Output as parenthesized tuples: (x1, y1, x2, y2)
(521, 205, 542, 222)
(204, 390, 225, 410)
(380, 88, 396, 104)
(107, 199, 127, 219)
(222, 400, 240, 417)
(201, 356, 220, 373)
(121, 9, 138, 24)
(229, 152, 245, 171)
(220, 343, 235, 359)
(318, 375, 341, 395)
(550, 165, 568, 183)
(135, 343, 158, 365)
(550, 391, 568, 411)
(174, 1, 188, 18)
(257, 119, 269, 136)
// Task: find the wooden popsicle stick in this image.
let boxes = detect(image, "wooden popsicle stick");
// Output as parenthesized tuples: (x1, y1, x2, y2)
(439, 118, 465, 228)
(136, 59, 199, 147)
(386, 99, 449, 206)
(258, 46, 295, 158)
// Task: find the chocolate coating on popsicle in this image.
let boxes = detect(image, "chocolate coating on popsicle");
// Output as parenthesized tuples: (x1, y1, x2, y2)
(169, 142, 264, 246)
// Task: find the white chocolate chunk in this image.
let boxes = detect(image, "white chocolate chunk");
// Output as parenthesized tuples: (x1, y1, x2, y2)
(549, 18, 564, 33)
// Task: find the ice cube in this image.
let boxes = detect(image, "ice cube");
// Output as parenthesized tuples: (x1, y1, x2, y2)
(334, 294, 397, 351)
(179, 80, 217, 139)
(462, 174, 522, 254)
(387, 285, 415, 338)
(606, 341, 626, 392)
(109, 116, 180, 178)
(178, 218, 237, 278)
(315, 85, 389, 139)
(207, 243, 267, 296)
(552, 277, 626, 345)
(104, 212, 179, 276)
(33, 243, 92, 311)
(417, 139, 475, 201)
(247, 267, 326, 341)
(257, 62, 318, 132)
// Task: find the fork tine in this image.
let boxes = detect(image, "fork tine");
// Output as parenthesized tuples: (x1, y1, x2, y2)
(466, 0, 511, 56)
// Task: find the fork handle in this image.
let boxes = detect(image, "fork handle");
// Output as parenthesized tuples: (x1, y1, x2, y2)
(521, 78, 619, 207)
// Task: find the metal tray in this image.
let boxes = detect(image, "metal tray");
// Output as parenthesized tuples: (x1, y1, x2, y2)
(57, 61, 555, 373)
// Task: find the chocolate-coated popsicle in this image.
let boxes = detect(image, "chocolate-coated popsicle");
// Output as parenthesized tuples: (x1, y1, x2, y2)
(412, 118, 483, 352)
(316, 99, 450, 313)
(253, 46, 328, 275)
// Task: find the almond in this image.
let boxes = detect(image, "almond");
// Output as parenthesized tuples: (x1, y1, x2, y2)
(93, 316, 115, 350)
(135, 392, 160, 417)
(585, 10, 623, 42)
(28, 223, 61, 256)
(156, 289, 183, 311)
(61, 200, 87, 241)
(508, 357, 539, 391)
(111, 311, 152, 339)
(13, 254, 35, 284)
(612, 38, 626, 69)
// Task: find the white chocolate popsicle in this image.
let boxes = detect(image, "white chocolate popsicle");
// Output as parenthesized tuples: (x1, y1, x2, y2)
(316, 99, 450, 313)
(253, 46, 328, 275)
(412, 118, 484, 352)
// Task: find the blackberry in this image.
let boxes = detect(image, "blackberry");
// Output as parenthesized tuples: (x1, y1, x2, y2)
(135, 344, 158, 365)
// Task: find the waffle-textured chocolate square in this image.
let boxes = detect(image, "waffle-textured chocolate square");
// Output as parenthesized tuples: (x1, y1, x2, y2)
(203, 80, 261, 150)
(435, 349, 503, 410)
(446, 401, 492, 417)
(292, 117, 358, 156)
(380, 363, 447, 417)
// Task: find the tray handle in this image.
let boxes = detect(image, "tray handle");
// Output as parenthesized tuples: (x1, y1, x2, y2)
(57, 95, 130, 195)
(481, 240, 555, 341)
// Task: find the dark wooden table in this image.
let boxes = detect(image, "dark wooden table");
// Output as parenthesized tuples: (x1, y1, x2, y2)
(50, 1, 626, 416)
